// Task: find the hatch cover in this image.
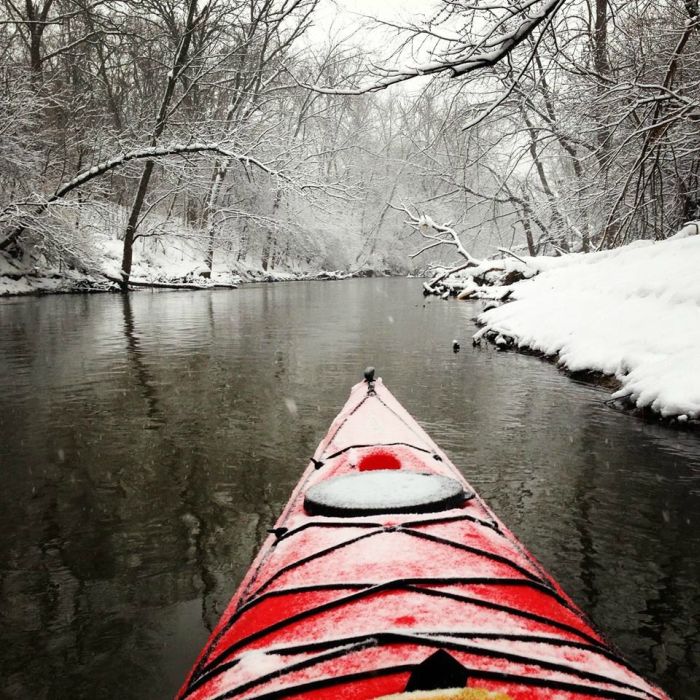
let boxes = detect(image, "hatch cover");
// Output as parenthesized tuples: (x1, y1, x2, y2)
(304, 471, 469, 516)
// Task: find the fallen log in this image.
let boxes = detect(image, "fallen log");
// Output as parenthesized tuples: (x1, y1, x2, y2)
(103, 274, 237, 290)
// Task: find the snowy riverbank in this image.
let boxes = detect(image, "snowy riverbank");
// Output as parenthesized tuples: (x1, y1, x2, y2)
(464, 228, 700, 424)
(0, 234, 390, 297)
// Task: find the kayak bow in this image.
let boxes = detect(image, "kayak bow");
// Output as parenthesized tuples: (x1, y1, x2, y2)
(178, 375, 668, 700)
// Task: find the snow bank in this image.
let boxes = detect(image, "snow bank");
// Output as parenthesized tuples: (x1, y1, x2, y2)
(477, 234, 700, 420)
(0, 200, 361, 296)
(0, 230, 386, 296)
(0, 250, 117, 296)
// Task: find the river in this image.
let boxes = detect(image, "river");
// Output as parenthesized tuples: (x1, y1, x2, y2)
(0, 279, 698, 699)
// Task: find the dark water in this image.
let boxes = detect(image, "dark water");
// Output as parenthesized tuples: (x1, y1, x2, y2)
(0, 279, 698, 699)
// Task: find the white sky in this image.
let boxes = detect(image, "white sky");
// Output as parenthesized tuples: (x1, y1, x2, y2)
(305, 0, 440, 55)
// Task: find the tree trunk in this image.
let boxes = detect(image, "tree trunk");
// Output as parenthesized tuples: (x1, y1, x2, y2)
(237, 220, 249, 263)
(260, 189, 283, 271)
(592, 0, 619, 248)
(29, 30, 42, 76)
(204, 161, 228, 274)
(119, 0, 202, 291)
(522, 110, 569, 252)
(121, 160, 155, 285)
(261, 230, 273, 271)
(520, 203, 537, 256)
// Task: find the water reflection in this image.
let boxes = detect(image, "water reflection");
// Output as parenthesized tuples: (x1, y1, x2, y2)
(0, 280, 698, 698)
(122, 294, 163, 429)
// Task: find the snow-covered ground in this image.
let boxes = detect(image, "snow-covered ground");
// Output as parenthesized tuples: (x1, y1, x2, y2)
(0, 226, 377, 296)
(0, 252, 114, 295)
(472, 227, 700, 422)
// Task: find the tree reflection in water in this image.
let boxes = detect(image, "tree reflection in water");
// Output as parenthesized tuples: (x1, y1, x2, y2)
(0, 281, 698, 699)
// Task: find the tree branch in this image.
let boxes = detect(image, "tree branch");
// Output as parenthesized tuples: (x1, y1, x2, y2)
(0, 142, 291, 250)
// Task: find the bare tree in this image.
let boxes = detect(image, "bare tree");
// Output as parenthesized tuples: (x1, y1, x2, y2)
(119, 0, 210, 289)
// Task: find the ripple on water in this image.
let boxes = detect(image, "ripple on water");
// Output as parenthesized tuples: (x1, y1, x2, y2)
(0, 280, 698, 699)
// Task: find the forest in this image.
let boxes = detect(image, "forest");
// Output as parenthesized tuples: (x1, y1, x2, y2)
(1, 4, 700, 699)
(1, 0, 698, 291)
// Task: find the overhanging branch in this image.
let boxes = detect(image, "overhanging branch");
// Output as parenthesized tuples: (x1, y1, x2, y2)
(0, 143, 290, 251)
(286, 0, 565, 96)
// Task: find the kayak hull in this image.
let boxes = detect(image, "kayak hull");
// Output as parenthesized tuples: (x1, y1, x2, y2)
(178, 378, 668, 700)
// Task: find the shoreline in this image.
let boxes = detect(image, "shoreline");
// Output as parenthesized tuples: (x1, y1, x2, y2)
(6, 257, 698, 433)
(475, 324, 700, 432)
(0, 268, 395, 298)
(439, 232, 700, 431)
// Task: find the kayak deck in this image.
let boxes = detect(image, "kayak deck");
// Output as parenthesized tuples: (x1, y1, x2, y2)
(178, 378, 668, 700)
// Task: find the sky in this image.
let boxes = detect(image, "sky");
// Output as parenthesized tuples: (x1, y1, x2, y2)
(305, 0, 439, 55)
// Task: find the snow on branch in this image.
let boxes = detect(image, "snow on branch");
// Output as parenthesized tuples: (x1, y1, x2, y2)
(286, 0, 565, 95)
(394, 203, 481, 265)
(397, 204, 537, 296)
(0, 143, 296, 251)
(392, 203, 484, 293)
(52, 143, 289, 202)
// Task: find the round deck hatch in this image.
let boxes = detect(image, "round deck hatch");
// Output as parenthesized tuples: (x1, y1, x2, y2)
(304, 471, 469, 516)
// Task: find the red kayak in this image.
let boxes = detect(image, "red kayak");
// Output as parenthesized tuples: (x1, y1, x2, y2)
(178, 373, 668, 700)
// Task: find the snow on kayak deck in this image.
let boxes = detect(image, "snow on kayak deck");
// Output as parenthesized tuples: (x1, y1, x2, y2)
(321, 396, 434, 456)
(305, 471, 466, 515)
(477, 232, 700, 419)
(178, 382, 670, 700)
